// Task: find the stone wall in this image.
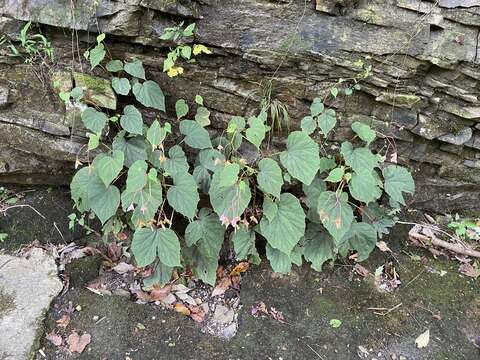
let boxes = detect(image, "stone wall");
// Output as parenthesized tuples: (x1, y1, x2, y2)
(0, 0, 479, 212)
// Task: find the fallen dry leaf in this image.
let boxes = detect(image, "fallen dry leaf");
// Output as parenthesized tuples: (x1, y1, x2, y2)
(415, 329, 430, 349)
(376, 241, 392, 253)
(112, 262, 135, 274)
(46, 332, 63, 347)
(189, 305, 206, 322)
(230, 262, 249, 276)
(211, 277, 232, 297)
(459, 262, 480, 279)
(56, 314, 70, 328)
(150, 285, 171, 301)
(251, 302, 268, 316)
(67, 331, 91, 353)
(354, 263, 370, 277)
(106, 242, 122, 262)
(174, 302, 191, 316)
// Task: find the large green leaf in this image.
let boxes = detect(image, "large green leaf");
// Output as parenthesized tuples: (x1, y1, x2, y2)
(257, 158, 283, 198)
(122, 178, 162, 228)
(301, 116, 316, 135)
(163, 145, 189, 177)
(81, 107, 108, 134)
(280, 131, 320, 185)
(209, 171, 251, 222)
(218, 163, 240, 188)
(112, 134, 148, 167)
(89, 43, 105, 69)
(193, 165, 211, 193)
(143, 261, 173, 289)
(245, 115, 266, 149)
(124, 59, 145, 79)
(167, 172, 199, 219)
(341, 142, 380, 173)
(96, 150, 124, 187)
(259, 193, 305, 255)
(87, 177, 120, 224)
(382, 165, 414, 205)
(303, 223, 335, 271)
(351, 121, 376, 145)
(111, 77, 131, 96)
(125, 160, 148, 193)
(231, 225, 260, 264)
(349, 170, 382, 204)
(133, 80, 165, 111)
(310, 98, 324, 117)
(184, 246, 218, 286)
(198, 149, 225, 171)
(185, 208, 225, 258)
(266, 243, 292, 274)
(179, 120, 212, 149)
(340, 222, 377, 261)
(131, 228, 181, 267)
(120, 105, 143, 135)
(71, 167, 95, 212)
(317, 191, 354, 243)
(106, 60, 123, 72)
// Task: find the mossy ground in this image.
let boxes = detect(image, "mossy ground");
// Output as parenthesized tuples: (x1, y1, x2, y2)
(36, 247, 479, 359)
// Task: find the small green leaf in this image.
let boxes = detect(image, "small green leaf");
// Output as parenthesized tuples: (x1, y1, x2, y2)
(245, 115, 266, 149)
(330, 87, 339, 98)
(195, 95, 204, 105)
(195, 107, 210, 127)
(330, 319, 342, 328)
(120, 105, 143, 135)
(382, 165, 414, 205)
(124, 59, 146, 79)
(96, 150, 124, 187)
(301, 116, 316, 134)
(259, 193, 305, 255)
(180, 120, 212, 149)
(317, 191, 354, 243)
(175, 99, 189, 119)
(318, 109, 336, 137)
(106, 59, 123, 72)
(310, 98, 324, 117)
(325, 167, 344, 183)
(180, 45, 192, 59)
(131, 227, 181, 267)
(112, 77, 131, 96)
(89, 43, 106, 69)
(183, 23, 196, 37)
(81, 107, 108, 134)
(352, 121, 376, 145)
(183, 246, 217, 286)
(87, 133, 100, 150)
(280, 131, 320, 186)
(257, 158, 283, 198)
(146, 120, 167, 149)
(133, 80, 165, 111)
(167, 172, 199, 219)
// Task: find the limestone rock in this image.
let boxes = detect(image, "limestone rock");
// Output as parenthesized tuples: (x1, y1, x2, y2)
(0, 249, 62, 360)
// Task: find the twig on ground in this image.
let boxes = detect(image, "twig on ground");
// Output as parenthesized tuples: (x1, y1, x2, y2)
(409, 231, 480, 258)
(368, 303, 402, 316)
